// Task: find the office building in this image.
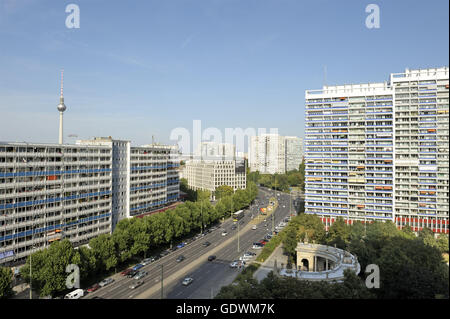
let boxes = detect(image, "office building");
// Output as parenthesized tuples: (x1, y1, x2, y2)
(182, 159, 246, 199)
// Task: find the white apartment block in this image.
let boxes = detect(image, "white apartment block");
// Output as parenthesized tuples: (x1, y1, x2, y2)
(304, 67, 449, 234)
(285, 136, 304, 172)
(249, 134, 286, 174)
(0, 142, 113, 266)
(183, 159, 246, 199)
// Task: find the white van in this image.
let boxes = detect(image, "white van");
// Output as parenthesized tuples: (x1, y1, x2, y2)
(64, 288, 84, 299)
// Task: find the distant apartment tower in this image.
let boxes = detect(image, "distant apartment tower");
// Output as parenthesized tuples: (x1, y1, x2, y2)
(304, 67, 449, 234)
(195, 142, 236, 160)
(0, 142, 113, 266)
(285, 136, 304, 172)
(183, 159, 246, 199)
(249, 134, 286, 174)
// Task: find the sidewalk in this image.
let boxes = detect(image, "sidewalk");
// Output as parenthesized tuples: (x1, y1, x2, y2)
(253, 244, 288, 282)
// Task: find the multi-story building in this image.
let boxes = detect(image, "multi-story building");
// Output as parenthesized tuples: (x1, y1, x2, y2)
(249, 134, 286, 174)
(304, 67, 449, 234)
(0, 142, 113, 266)
(0, 137, 180, 266)
(77, 137, 130, 231)
(129, 144, 180, 218)
(183, 159, 246, 199)
(195, 142, 235, 160)
(285, 136, 304, 172)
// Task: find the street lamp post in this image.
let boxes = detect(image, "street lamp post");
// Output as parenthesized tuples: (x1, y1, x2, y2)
(160, 264, 164, 299)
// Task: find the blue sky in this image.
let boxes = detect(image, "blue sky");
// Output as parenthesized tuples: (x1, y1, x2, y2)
(0, 0, 448, 151)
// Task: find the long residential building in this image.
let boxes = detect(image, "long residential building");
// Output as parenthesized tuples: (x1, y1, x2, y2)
(285, 136, 304, 172)
(304, 67, 449, 234)
(0, 138, 180, 266)
(0, 142, 113, 266)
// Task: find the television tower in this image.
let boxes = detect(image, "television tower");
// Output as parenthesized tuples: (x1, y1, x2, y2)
(57, 69, 67, 144)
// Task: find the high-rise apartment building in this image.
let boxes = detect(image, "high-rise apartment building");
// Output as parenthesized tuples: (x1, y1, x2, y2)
(195, 142, 236, 160)
(304, 67, 449, 234)
(285, 136, 304, 172)
(249, 134, 286, 174)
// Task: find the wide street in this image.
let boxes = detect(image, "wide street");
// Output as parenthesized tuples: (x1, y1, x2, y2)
(83, 187, 297, 299)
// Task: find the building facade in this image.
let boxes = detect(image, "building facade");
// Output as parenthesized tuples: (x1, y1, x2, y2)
(0, 138, 180, 266)
(0, 142, 113, 266)
(304, 67, 449, 234)
(182, 159, 246, 199)
(249, 134, 286, 174)
(285, 136, 304, 172)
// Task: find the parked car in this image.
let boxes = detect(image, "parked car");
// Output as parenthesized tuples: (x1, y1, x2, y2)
(160, 250, 169, 258)
(176, 255, 185, 262)
(87, 284, 100, 293)
(230, 261, 239, 268)
(132, 264, 144, 271)
(134, 271, 148, 280)
(171, 246, 178, 252)
(221, 231, 228, 236)
(127, 270, 138, 278)
(252, 225, 257, 230)
(207, 255, 216, 262)
(99, 278, 114, 287)
(202, 241, 211, 247)
(252, 243, 263, 249)
(129, 280, 144, 289)
(121, 268, 133, 276)
(182, 277, 194, 286)
(177, 243, 186, 249)
(231, 225, 237, 230)
(141, 257, 155, 266)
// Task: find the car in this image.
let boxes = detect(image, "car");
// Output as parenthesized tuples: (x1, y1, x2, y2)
(129, 280, 144, 289)
(182, 277, 194, 286)
(134, 271, 148, 280)
(121, 268, 133, 276)
(171, 246, 178, 252)
(258, 240, 267, 246)
(87, 284, 100, 293)
(231, 225, 237, 230)
(127, 270, 138, 278)
(245, 251, 256, 256)
(141, 257, 155, 266)
(208, 255, 216, 262)
(177, 243, 185, 249)
(99, 278, 114, 287)
(160, 251, 169, 258)
(252, 243, 263, 249)
(132, 264, 144, 271)
(202, 241, 211, 247)
(230, 261, 239, 268)
(176, 255, 185, 262)
(252, 225, 257, 230)
(221, 231, 228, 236)
(264, 235, 272, 241)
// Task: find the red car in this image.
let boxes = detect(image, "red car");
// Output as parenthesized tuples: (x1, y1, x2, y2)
(259, 240, 267, 246)
(87, 283, 100, 293)
(121, 268, 132, 276)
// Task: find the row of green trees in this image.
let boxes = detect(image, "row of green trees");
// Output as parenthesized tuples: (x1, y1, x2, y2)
(248, 161, 306, 192)
(7, 181, 258, 298)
